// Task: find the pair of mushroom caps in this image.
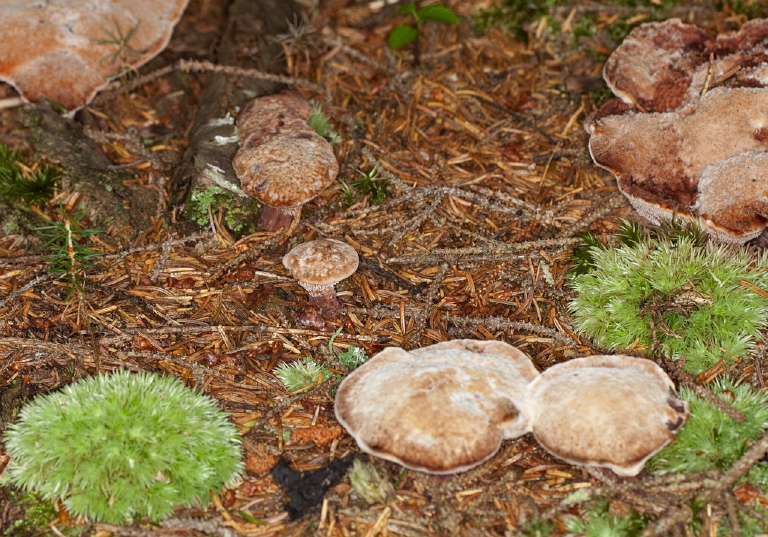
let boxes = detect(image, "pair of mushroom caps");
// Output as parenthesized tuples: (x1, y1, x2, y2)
(282, 239, 359, 309)
(334, 340, 689, 477)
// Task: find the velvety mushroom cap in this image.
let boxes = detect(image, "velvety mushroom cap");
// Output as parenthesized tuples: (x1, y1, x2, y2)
(233, 91, 338, 209)
(527, 355, 689, 477)
(334, 340, 539, 474)
(0, 0, 189, 112)
(282, 239, 359, 287)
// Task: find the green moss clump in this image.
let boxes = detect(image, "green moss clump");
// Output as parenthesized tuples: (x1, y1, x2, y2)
(3, 370, 243, 523)
(650, 378, 768, 474)
(569, 229, 768, 374)
(185, 185, 258, 234)
(564, 501, 647, 537)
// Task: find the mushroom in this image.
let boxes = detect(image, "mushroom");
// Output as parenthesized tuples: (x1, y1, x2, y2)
(334, 339, 539, 474)
(527, 355, 689, 477)
(589, 18, 768, 242)
(233, 91, 339, 232)
(603, 18, 768, 114)
(0, 0, 189, 114)
(588, 86, 768, 242)
(282, 239, 359, 309)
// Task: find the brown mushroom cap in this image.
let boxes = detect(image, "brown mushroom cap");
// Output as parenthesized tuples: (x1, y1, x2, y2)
(0, 0, 189, 113)
(334, 340, 539, 474)
(233, 91, 338, 209)
(527, 355, 689, 477)
(603, 18, 768, 114)
(588, 87, 768, 241)
(282, 239, 359, 287)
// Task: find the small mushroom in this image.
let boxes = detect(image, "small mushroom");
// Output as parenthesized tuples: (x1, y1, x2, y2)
(0, 0, 189, 114)
(282, 239, 359, 309)
(334, 340, 539, 474)
(233, 91, 339, 232)
(527, 355, 689, 477)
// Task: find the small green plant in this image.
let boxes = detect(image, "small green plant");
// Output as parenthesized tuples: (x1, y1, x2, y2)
(34, 206, 103, 296)
(339, 163, 388, 208)
(388, 2, 459, 64)
(0, 143, 59, 207)
(650, 378, 768, 474)
(564, 501, 648, 537)
(348, 459, 394, 505)
(185, 185, 258, 233)
(328, 327, 370, 370)
(569, 222, 768, 374)
(2, 370, 243, 523)
(3, 490, 90, 537)
(274, 357, 334, 392)
(307, 102, 341, 146)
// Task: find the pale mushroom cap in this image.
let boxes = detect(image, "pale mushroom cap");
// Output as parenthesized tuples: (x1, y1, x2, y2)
(334, 340, 539, 474)
(282, 239, 359, 286)
(528, 355, 689, 477)
(696, 151, 768, 243)
(0, 0, 189, 112)
(233, 92, 338, 208)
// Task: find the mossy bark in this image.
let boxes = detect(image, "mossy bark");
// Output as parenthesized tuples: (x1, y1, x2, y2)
(169, 0, 301, 236)
(18, 105, 159, 231)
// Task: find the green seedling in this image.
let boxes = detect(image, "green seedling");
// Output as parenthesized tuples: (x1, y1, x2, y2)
(274, 357, 335, 392)
(569, 221, 768, 374)
(0, 143, 59, 207)
(34, 206, 103, 297)
(388, 2, 459, 64)
(339, 163, 388, 208)
(2, 370, 243, 524)
(307, 102, 341, 146)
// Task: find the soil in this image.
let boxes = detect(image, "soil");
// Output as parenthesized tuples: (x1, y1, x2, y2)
(0, 1, 767, 536)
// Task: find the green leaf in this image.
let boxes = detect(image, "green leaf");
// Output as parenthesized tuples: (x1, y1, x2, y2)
(417, 5, 459, 25)
(388, 25, 419, 49)
(398, 2, 418, 18)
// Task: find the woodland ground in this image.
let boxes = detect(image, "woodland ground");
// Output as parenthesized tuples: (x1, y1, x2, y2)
(1, 0, 767, 536)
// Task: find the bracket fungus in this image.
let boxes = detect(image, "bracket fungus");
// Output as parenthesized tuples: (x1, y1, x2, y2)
(589, 18, 768, 242)
(233, 91, 339, 231)
(282, 239, 359, 309)
(0, 0, 189, 114)
(334, 340, 539, 474)
(527, 355, 689, 477)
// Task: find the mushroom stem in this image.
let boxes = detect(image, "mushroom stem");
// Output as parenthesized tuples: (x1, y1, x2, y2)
(259, 206, 295, 232)
(299, 282, 340, 310)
